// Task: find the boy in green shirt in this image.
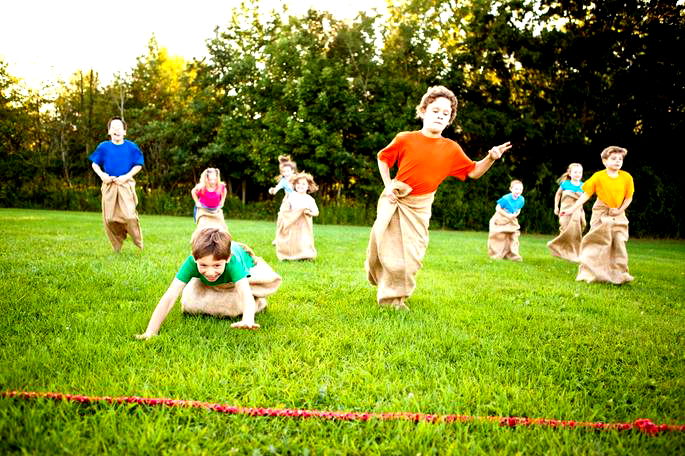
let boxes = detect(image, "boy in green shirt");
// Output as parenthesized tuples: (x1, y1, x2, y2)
(136, 228, 281, 338)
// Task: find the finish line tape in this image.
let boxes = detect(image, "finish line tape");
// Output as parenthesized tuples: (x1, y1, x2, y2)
(3, 390, 684, 436)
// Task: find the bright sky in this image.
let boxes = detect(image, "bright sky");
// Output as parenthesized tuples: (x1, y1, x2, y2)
(1, 0, 387, 90)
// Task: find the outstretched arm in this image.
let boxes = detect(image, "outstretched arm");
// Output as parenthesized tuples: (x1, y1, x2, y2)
(468, 142, 512, 179)
(135, 278, 186, 339)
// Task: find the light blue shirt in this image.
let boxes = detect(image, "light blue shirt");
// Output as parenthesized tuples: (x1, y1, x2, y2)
(497, 193, 525, 214)
(560, 180, 584, 193)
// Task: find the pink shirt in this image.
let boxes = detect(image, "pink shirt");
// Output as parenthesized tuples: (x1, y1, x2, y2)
(198, 184, 225, 208)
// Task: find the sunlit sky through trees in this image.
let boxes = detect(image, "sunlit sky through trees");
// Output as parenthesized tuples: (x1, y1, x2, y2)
(1, 0, 387, 89)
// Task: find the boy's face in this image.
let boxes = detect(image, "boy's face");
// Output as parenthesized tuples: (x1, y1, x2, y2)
(421, 97, 452, 135)
(510, 183, 524, 198)
(195, 254, 228, 282)
(108, 119, 126, 144)
(603, 153, 623, 172)
(294, 178, 308, 194)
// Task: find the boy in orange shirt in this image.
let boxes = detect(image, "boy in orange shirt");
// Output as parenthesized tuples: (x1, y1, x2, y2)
(561, 146, 635, 284)
(365, 85, 512, 309)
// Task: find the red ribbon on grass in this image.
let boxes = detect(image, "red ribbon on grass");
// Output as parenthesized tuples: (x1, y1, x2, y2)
(3, 390, 683, 436)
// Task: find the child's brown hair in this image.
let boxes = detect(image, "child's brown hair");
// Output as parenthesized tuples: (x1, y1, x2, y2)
(192, 228, 232, 260)
(415, 86, 458, 124)
(601, 146, 628, 160)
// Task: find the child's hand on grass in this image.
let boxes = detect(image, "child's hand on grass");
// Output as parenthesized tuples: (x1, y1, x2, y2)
(231, 321, 260, 330)
(134, 332, 155, 340)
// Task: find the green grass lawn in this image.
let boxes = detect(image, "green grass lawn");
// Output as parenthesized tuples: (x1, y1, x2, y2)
(0, 208, 683, 454)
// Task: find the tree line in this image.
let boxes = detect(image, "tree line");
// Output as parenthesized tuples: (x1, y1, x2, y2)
(1, 0, 683, 237)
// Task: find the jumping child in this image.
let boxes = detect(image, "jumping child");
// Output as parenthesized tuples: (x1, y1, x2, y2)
(89, 117, 144, 252)
(275, 172, 319, 261)
(547, 163, 586, 262)
(191, 168, 228, 233)
(365, 85, 512, 310)
(488, 179, 525, 261)
(268, 155, 297, 196)
(135, 228, 282, 339)
(561, 146, 635, 284)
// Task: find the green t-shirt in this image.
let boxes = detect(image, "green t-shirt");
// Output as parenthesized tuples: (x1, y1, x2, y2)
(175, 243, 254, 286)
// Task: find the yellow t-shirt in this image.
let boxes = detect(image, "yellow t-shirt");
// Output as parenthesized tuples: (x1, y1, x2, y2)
(582, 170, 634, 208)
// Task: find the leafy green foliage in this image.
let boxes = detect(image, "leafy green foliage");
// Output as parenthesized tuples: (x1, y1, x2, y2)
(0, 0, 683, 236)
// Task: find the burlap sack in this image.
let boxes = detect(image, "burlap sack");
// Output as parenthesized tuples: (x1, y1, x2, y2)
(181, 245, 282, 317)
(365, 180, 435, 308)
(576, 200, 633, 284)
(547, 191, 587, 262)
(101, 180, 143, 251)
(191, 207, 229, 243)
(487, 211, 521, 261)
(275, 207, 316, 261)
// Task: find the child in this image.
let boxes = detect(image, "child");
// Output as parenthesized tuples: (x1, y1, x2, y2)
(547, 163, 586, 262)
(365, 85, 512, 310)
(191, 168, 228, 233)
(135, 228, 282, 339)
(488, 180, 525, 261)
(269, 155, 297, 245)
(268, 155, 297, 196)
(89, 117, 144, 252)
(275, 172, 319, 261)
(560, 146, 634, 284)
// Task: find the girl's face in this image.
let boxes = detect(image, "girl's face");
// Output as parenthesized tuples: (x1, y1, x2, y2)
(569, 165, 583, 181)
(294, 178, 309, 194)
(282, 165, 294, 178)
(206, 171, 218, 186)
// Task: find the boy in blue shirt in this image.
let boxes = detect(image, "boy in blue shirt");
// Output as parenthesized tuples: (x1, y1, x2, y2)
(488, 179, 525, 260)
(136, 228, 282, 338)
(89, 117, 144, 252)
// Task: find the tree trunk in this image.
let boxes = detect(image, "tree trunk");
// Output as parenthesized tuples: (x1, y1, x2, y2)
(241, 179, 246, 205)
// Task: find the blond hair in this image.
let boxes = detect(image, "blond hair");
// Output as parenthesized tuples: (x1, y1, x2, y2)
(290, 172, 318, 193)
(274, 155, 297, 182)
(198, 168, 225, 190)
(415, 86, 458, 124)
(601, 146, 628, 160)
(191, 228, 232, 260)
(510, 179, 523, 188)
(557, 163, 583, 184)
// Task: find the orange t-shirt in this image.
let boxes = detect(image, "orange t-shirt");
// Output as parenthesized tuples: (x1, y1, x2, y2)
(582, 170, 634, 208)
(377, 131, 476, 195)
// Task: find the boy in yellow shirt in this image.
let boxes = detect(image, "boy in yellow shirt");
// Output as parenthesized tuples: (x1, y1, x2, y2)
(561, 146, 635, 284)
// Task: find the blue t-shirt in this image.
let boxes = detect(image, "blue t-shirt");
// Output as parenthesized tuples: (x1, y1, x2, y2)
(89, 140, 144, 177)
(560, 180, 584, 193)
(497, 193, 525, 214)
(273, 177, 293, 194)
(175, 243, 254, 286)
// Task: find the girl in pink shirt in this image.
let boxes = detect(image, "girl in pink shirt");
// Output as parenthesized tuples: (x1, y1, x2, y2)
(191, 168, 227, 222)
